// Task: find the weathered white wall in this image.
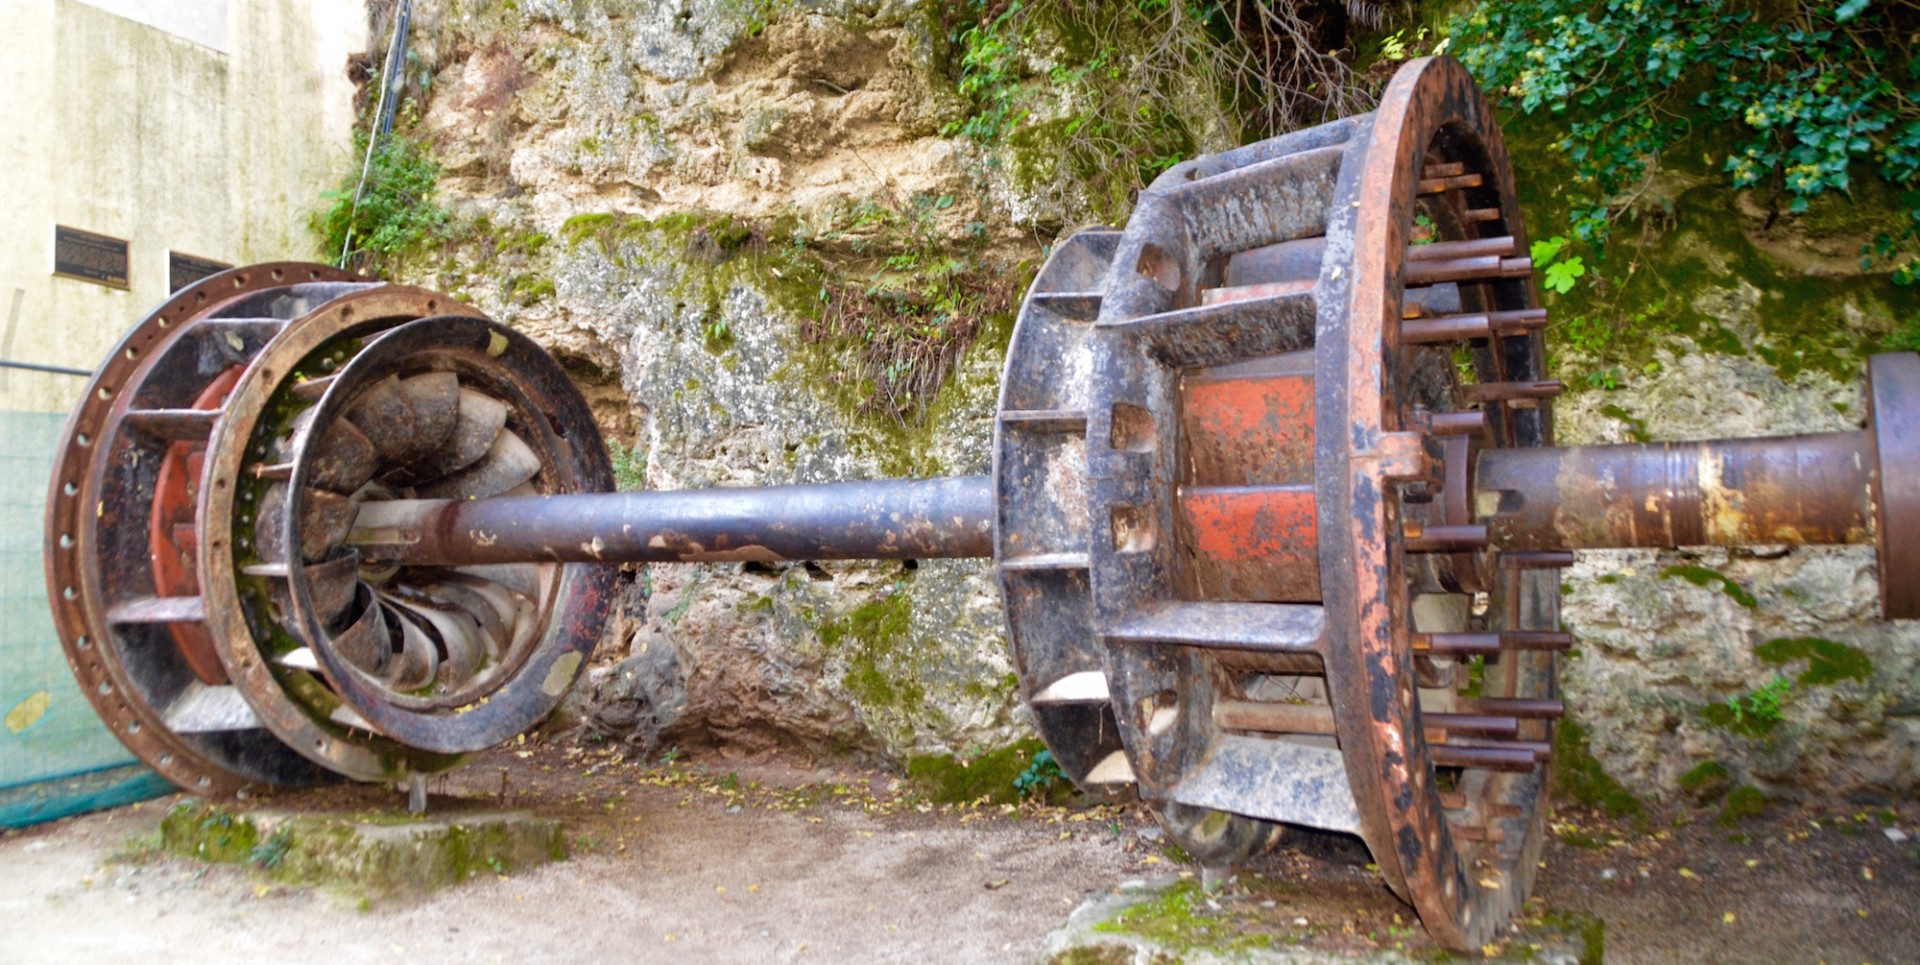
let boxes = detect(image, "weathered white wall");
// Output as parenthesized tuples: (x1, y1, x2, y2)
(0, 0, 366, 414)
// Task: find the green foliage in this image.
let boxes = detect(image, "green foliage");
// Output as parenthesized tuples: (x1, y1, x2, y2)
(310, 132, 451, 272)
(249, 828, 294, 871)
(607, 439, 647, 492)
(1703, 676, 1791, 736)
(1012, 748, 1063, 798)
(1659, 564, 1758, 608)
(906, 739, 1054, 805)
(1451, 0, 1920, 269)
(1754, 636, 1873, 686)
(1531, 235, 1588, 294)
(943, 0, 1376, 220)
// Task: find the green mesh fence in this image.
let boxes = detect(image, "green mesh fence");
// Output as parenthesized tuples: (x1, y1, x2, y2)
(1, 408, 171, 827)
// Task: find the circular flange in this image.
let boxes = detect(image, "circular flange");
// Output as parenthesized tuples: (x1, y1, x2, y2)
(198, 285, 483, 782)
(1868, 351, 1920, 618)
(1319, 56, 1555, 949)
(276, 315, 616, 755)
(44, 263, 360, 796)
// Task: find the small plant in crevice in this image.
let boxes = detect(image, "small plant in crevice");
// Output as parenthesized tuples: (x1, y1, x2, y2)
(1703, 676, 1792, 737)
(1013, 748, 1064, 798)
(607, 440, 647, 492)
(799, 192, 1019, 423)
(310, 131, 451, 275)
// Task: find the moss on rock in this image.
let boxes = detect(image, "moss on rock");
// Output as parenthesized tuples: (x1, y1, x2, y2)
(905, 738, 1053, 805)
(1550, 719, 1644, 822)
(159, 801, 566, 902)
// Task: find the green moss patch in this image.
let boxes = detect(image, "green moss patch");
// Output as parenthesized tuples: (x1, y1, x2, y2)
(160, 801, 566, 902)
(1660, 565, 1758, 608)
(1089, 879, 1276, 955)
(820, 591, 924, 714)
(1718, 785, 1768, 825)
(1755, 637, 1873, 686)
(1550, 719, 1644, 823)
(906, 738, 1060, 805)
(1533, 909, 1606, 965)
(1678, 761, 1732, 805)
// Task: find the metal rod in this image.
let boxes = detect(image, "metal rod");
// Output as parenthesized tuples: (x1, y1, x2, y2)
(1477, 431, 1876, 551)
(351, 475, 995, 566)
(0, 358, 91, 376)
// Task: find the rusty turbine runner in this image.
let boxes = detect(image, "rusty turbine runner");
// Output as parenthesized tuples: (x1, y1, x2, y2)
(44, 59, 1920, 949)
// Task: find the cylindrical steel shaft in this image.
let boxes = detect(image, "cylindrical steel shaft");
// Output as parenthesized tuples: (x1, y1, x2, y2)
(1476, 431, 1875, 551)
(350, 475, 995, 566)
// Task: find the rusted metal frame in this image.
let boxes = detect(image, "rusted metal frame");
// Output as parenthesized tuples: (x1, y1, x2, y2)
(197, 287, 478, 783)
(1320, 58, 1543, 951)
(351, 477, 996, 567)
(994, 229, 1125, 786)
(1088, 185, 1215, 801)
(1216, 701, 1519, 739)
(45, 263, 356, 796)
(1476, 431, 1876, 552)
(1400, 308, 1547, 344)
(1089, 126, 1341, 811)
(1867, 353, 1920, 617)
(1410, 631, 1573, 655)
(278, 316, 618, 756)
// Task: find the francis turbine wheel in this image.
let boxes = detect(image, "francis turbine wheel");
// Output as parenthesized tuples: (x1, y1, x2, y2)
(203, 310, 618, 779)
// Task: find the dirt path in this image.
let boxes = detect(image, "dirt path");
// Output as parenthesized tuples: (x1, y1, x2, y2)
(1, 743, 1915, 964)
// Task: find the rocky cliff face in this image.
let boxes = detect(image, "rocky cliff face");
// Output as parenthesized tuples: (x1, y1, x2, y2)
(374, 0, 1917, 802)
(392, 0, 1038, 773)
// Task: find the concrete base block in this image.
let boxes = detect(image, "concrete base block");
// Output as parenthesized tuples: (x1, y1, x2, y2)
(160, 800, 565, 901)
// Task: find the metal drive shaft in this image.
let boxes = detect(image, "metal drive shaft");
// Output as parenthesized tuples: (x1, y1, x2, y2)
(1476, 431, 1876, 551)
(349, 475, 995, 566)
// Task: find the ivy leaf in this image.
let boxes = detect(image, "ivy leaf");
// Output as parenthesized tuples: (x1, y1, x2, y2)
(1529, 235, 1569, 263)
(1543, 256, 1587, 294)
(1836, 0, 1870, 23)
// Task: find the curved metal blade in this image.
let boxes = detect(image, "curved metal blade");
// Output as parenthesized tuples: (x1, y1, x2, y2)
(396, 371, 460, 467)
(421, 579, 511, 659)
(417, 428, 540, 499)
(328, 585, 392, 676)
(381, 592, 485, 686)
(344, 374, 420, 465)
(298, 489, 357, 563)
(268, 550, 360, 632)
(297, 409, 380, 495)
(403, 387, 509, 483)
(379, 604, 441, 692)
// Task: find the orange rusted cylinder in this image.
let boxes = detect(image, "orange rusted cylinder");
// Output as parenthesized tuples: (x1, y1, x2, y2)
(1475, 431, 1875, 551)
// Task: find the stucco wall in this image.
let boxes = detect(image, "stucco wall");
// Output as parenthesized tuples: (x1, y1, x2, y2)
(0, 0, 365, 414)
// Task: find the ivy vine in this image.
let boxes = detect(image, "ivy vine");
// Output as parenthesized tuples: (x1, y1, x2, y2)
(1450, 0, 1920, 281)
